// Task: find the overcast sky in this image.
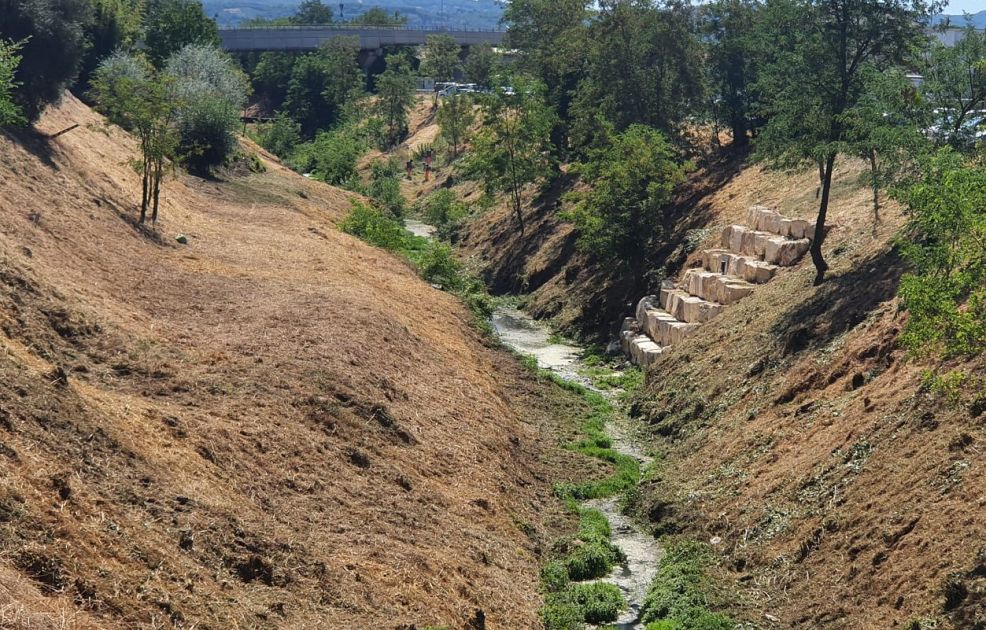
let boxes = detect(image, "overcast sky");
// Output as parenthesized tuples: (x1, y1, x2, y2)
(944, 0, 985, 13)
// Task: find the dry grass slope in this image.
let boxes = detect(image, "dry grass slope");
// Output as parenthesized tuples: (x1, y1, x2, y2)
(0, 94, 596, 629)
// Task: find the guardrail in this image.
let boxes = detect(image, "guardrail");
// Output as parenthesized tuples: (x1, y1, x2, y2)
(220, 24, 506, 33)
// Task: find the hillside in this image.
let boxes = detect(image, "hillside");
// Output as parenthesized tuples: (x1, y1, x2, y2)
(423, 119, 985, 625)
(0, 94, 601, 629)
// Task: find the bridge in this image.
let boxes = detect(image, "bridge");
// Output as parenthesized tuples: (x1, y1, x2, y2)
(218, 26, 507, 52)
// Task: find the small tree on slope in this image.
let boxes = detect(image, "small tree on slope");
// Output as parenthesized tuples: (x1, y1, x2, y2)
(754, 0, 934, 285)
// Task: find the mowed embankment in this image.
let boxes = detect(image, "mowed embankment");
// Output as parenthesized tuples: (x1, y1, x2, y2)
(0, 94, 594, 629)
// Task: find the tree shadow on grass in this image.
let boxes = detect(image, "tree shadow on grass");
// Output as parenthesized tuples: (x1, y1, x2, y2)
(2, 126, 59, 169)
(772, 245, 906, 357)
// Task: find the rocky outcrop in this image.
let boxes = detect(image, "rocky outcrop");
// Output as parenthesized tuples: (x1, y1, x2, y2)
(624, 207, 814, 365)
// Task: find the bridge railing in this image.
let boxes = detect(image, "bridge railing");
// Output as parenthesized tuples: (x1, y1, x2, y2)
(220, 24, 507, 33)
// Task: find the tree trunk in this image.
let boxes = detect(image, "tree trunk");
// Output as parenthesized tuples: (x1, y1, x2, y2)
(868, 148, 880, 224)
(811, 154, 836, 285)
(152, 158, 163, 224)
(730, 110, 747, 148)
(140, 152, 150, 224)
(815, 160, 824, 200)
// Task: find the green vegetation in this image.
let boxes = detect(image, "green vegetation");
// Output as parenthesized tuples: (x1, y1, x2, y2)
(283, 38, 363, 137)
(543, 582, 626, 629)
(256, 113, 302, 159)
(753, 0, 933, 285)
(350, 7, 408, 27)
(896, 149, 985, 359)
(290, 127, 363, 186)
(464, 43, 497, 87)
(365, 157, 406, 217)
(0, 0, 92, 122)
(91, 52, 180, 223)
(464, 78, 557, 233)
(143, 0, 219, 67)
(921, 26, 986, 148)
(640, 541, 734, 629)
(565, 124, 689, 272)
(0, 39, 24, 126)
(292, 0, 333, 25)
(374, 52, 416, 148)
(420, 34, 462, 84)
(418, 189, 469, 232)
(437, 93, 476, 159)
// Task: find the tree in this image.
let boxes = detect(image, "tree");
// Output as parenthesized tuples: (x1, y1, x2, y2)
(437, 93, 476, 158)
(421, 34, 462, 83)
(165, 44, 250, 174)
(251, 51, 296, 107)
(0, 0, 93, 122)
(754, 0, 933, 285)
(464, 43, 497, 87)
(464, 78, 557, 234)
(91, 52, 180, 223)
(0, 40, 25, 126)
(565, 124, 688, 275)
(920, 26, 986, 149)
(703, 0, 760, 147)
(144, 0, 220, 67)
(78, 0, 146, 93)
(293, 0, 333, 25)
(257, 112, 302, 159)
(570, 0, 704, 142)
(351, 7, 408, 26)
(283, 37, 362, 137)
(895, 148, 985, 358)
(503, 0, 588, 152)
(374, 52, 416, 147)
(291, 128, 363, 186)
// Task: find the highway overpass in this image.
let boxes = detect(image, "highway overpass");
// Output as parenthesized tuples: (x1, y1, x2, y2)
(219, 26, 506, 52)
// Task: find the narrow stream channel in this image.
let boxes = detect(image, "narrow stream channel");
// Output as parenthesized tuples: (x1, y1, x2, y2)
(490, 309, 660, 630)
(407, 218, 660, 628)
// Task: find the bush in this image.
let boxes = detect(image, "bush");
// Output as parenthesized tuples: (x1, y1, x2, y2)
(640, 540, 734, 629)
(257, 113, 302, 159)
(896, 148, 986, 358)
(144, 0, 220, 67)
(0, 39, 24, 126)
(568, 582, 625, 624)
(540, 560, 570, 594)
(292, 129, 363, 186)
(417, 242, 463, 290)
(166, 44, 250, 174)
(367, 157, 406, 217)
(541, 593, 584, 630)
(340, 201, 407, 251)
(0, 0, 92, 122)
(420, 189, 469, 229)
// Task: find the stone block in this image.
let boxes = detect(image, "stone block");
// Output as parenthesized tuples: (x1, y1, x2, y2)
(764, 237, 810, 266)
(660, 289, 723, 324)
(629, 335, 663, 367)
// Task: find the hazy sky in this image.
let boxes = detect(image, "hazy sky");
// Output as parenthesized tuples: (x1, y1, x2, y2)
(944, 0, 985, 13)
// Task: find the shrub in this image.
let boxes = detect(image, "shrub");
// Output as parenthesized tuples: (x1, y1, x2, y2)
(367, 157, 406, 217)
(292, 129, 363, 186)
(340, 201, 407, 251)
(540, 560, 570, 594)
(568, 582, 625, 624)
(258, 113, 302, 159)
(166, 44, 250, 174)
(420, 189, 469, 229)
(541, 592, 584, 630)
(0, 0, 92, 122)
(417, 242, 463, 290)
(640, 540, 734, 629)
(0, 39, 24, 126)
(144, 0, 220, 67)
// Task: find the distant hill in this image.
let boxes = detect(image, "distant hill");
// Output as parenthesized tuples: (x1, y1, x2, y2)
(204, 0, 506, 29)
(933, 10, 986, 28)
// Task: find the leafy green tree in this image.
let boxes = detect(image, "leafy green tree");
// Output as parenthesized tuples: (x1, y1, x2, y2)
(421, 34, 462, 83)
(920, 26, 986, 149)
(464, 78, 557, 233)
(351, 7, 408, 26)
(895, 148, 985, 358)
(703, 0, 759, 147)
(257, 112, 302, 158)
(437, 93, 476, 158)
(0, 40, 25, 126)
(420, 188, 468, 228)
(366, 157, 406, 217)
(565, 124, 688, 275)
(79, 0, 146, 93)
(374, 52, 416, 147)
(91, 52, 180, 223)
(503, 0, 588, 151)
(464, 43, 497, 87)
(284, 37, 362, 137)
(292, 0, 333, 25)
(0, 0, 93, 122)
(843, 67, 929, 221)
(251, 51, 295, 106)
(754, 0, 933, 285)
(165, 44, 250, 174)
(291, 128, 363, 185)
(570, 0, 704, 141)
(144, 0, 220, 67)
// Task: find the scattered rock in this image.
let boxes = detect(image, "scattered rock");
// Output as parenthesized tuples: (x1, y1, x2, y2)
(175, 234, 188, 245)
